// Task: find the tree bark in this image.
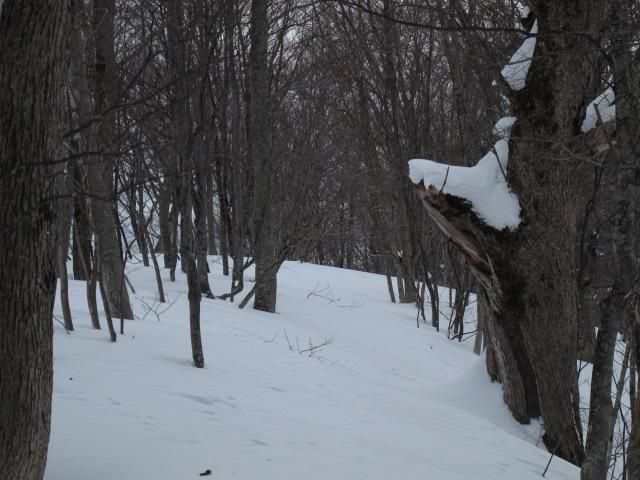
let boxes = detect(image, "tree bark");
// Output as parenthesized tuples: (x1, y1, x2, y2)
(72, 162, 92, 281)
(0, 2, 74, 479)
(250, 0, 278, 313)
(166, 0, 205, 367)
(56, 174, 74, 332)
(413, 4, 606, 466)
(601, 3, 640, 478)
(90, 0, 134, 320)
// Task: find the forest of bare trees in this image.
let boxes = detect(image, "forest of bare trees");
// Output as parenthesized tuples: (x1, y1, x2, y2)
(0, 1, 639, 479)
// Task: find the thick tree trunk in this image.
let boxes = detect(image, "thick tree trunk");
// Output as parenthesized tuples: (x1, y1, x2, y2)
(413, 4, 606, 466)
(250, 0, 278, 313)
(0, 2, 74, 479)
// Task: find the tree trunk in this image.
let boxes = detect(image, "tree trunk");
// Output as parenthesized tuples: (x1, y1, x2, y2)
(166, 0, 205, 367)
(72, 162, 92, 281)
(602, 3, 640, 478)
(206, 172, 218, 255)
(629, 318, 640, 480)
(96, 246, 117, 342)
(412, 4, 606, 465)
(56, 166, 74, 331)
(250, 0, 277, 313)
(144, 224, 166, 303)
(0, 2, 74, 479)
(90, 0, 133, 320)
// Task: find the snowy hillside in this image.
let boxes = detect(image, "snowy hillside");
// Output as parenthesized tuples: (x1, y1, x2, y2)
(45, 259, 580, 480)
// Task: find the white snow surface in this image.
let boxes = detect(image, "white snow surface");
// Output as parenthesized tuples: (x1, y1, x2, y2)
(45, 258, 580, 480)
(493, 116, 517, 138)
(501, 20, 538, 91)
(518, 5, 531, 18)
(581, 87, 616, 132)
(409, 137, 521, 230)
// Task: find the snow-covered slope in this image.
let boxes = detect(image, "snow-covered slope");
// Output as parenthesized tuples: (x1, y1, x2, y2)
(46, 258, 579, 479)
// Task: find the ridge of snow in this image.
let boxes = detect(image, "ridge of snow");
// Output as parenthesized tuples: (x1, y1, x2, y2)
(501, 20, 538, 91)
(581, 87, 616, 132)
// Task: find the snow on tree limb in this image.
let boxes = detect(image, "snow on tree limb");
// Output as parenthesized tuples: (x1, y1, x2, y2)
(501, 20, 537, 91)
(581, 87, 615, 133)
(408, 119, 521, 231)
(493, 116, 516, 138)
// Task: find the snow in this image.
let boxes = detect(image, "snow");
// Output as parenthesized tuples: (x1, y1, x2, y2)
(581, 87, 615, 132)
(501, 20, 538, 91)
(518, 5, 530, 18)
(493, 116, 517, 138)
(408, 135, 521, 230)
(46, 258, 580, 479)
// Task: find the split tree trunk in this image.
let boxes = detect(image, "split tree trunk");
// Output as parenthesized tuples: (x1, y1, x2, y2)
(413, 4, 606, 466)
(0, 2, 74, 479)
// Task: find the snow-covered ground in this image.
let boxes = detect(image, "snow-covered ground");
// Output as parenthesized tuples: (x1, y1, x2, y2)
(46, 258, 580, 480)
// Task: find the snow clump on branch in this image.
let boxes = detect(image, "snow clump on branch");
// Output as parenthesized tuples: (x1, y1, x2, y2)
(581, 87, 615, 133)
(501, 20, 538, 91)
(408, 121, 521, 231)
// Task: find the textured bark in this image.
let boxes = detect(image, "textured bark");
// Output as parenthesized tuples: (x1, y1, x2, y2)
(90, 0, 133, 320)
(72, 162, 92, 281)
(144, 225, 166, 303)
(96, 246, 117, 342)
(69, 21, 103, 330)
(166, 0, 204, 367)
(226, 4, 247, 302)
(385, 255, 397, 303)
(473, 307, 484, 355)
(56, 169, 74, 331)
(0, 1, 74, 479)
(157, 184, 176, 270)
(193, 19, 213, 299)
(74, 225, 101, 329)
(602, 3, 640, 478)
(214, 157, 231, 277)
(629, 318, 640, 480)
(414, 4, 606, 466)
(382, 0, 419, 307)
(133, 151, 149, 267)
(250, 0, 278, 313)
(205, 172, 218, 255)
